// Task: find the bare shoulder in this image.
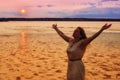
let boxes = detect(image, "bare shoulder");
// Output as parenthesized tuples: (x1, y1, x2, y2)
(81, 38, 90, 46)
(68, 38, 73, 43)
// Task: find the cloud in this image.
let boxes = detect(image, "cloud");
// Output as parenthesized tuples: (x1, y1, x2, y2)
(1, 12, 20, 16)
(47, 11, 70, 18)
(88, 2, 96, 6)
(69, 7, 120, 18)
(0, 0, 120, 18)
(46, 4, 54, 7)
(45, 6, 120, 18)
(96, 0, 120, 8)
(0, 11, 29, 18)
(101, 0, 119, 2)
(25, 5, 34, 8)
(35, 4, 54, 8)
(37, 5, 43, 8)
(24, 5, 43, 8)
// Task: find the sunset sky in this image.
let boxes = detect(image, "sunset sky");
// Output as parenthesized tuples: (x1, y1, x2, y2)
(0, 0, 120, 18)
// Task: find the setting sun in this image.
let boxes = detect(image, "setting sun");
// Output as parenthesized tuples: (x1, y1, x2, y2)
(20, 9, 26, 14)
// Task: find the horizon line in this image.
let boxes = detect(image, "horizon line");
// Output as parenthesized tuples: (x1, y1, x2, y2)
(0, 17, 120, 21)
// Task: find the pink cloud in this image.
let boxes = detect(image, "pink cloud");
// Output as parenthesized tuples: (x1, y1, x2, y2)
(0, 0, 120, 18)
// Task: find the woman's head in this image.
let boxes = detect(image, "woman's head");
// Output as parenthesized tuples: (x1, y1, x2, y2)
(72, 27, 87, 40)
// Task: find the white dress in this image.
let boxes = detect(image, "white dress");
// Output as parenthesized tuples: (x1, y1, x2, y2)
(67, 41, 85, 80)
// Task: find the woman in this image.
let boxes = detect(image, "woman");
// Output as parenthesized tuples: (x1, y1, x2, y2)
(52, 23, 111, 80)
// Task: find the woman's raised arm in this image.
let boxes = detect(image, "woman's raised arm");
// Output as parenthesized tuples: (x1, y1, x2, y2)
(83, 23, 112, 46)
(52, 24, 72, 42)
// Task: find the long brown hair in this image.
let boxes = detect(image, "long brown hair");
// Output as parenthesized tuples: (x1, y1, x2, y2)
(78, 27, 87, 39)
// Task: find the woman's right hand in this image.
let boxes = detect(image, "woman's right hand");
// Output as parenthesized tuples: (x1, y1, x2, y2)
(101, 23, 112, 31)
(52, 24, 57, 29)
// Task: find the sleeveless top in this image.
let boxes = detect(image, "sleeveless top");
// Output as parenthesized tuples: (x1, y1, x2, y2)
(66, 40, 85, 59)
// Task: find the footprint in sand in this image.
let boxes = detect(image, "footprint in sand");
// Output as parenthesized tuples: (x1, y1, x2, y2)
(100, 66, 112, 71)
(114, 62, 120, 66)
(33, 49, 36, 51)
(16, 76, 21, 80)
(55, 70, 62, 73)
(46, 73, 53, 76)
(88, 71, 98, 76)
(116, 73, 120, 79)
(36, 64, 41, 67)
(64, 59, 68, 62)
(47, 50, 56, 53)
(33, 73, 39, 76)
(103, 74, 111, 79)
(22, 72, 34, 79)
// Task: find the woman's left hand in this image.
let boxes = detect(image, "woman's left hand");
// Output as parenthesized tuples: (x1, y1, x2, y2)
(52, 24, 57, 29)
(101, 23, 112, 30)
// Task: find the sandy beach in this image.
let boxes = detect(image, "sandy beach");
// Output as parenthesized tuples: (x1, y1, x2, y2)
(0, 21, 120, 80)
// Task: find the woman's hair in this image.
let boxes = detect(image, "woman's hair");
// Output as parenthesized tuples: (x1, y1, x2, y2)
(78, 27, 87, 39)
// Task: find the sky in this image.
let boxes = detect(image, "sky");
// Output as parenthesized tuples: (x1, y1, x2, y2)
(0, 0, 120, 18)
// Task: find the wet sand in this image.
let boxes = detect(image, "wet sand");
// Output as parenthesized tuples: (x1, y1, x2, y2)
(0, 21, 120, 80)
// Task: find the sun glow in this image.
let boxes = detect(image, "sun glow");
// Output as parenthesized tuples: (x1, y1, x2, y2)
(20, 9, 26, 14)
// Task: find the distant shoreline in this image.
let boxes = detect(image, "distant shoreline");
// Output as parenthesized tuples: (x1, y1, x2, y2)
(0, 18, 120, 22)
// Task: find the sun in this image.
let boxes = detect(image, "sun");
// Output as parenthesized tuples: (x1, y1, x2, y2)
(20, 9, 26, 14)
